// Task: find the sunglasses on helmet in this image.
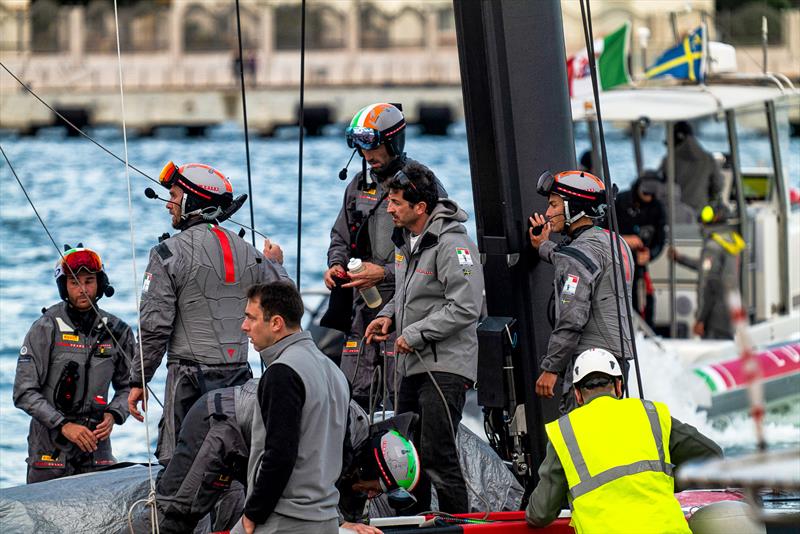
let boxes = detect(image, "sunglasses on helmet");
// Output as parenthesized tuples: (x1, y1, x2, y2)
(61, 248, 103, 275)
(346, 126, 382, 151)
(159, 161, 186, 189)
(537, 171, 556, 196)
(392, 170, 418, 192)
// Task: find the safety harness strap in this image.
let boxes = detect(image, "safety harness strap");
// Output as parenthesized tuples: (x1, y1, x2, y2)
(561, 399, 674, 500)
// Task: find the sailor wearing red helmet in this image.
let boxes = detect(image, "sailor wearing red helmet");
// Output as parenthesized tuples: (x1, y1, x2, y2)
(128, 161, 290, 509)
(529, 170, 635, 414)
(14, 245, 135, 483)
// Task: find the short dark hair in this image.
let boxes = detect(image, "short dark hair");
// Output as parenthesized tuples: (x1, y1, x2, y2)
(387, 162, 439, 214)
(576, 372, 616, 391)
(246, 282, 304, 328)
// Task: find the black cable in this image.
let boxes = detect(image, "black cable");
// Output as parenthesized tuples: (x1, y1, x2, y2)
(0, 61, 157, 185)
(1, 144, 163, 408)
(578, 0, 644, 399)
(234, 0, 256, 248)
(295, 0, 307, 289)
(2, 61, 270, 243)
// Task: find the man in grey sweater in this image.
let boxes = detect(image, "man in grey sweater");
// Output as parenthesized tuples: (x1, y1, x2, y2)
(239, 282, 350, 534)
(366, 162, 484, 514)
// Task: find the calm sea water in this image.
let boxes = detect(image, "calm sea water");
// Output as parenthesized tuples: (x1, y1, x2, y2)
(1, 122, 798, 488)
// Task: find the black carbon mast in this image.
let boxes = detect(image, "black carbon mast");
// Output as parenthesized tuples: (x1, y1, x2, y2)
(453, 0, 576, 496)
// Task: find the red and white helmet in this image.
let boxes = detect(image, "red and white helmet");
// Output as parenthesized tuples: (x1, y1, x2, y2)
(537, 170, 608, 226)
(159, 161, 236, 224)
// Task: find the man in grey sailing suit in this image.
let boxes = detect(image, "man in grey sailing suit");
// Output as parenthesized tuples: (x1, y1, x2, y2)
(126, 377, 413, 534)
(14, 246, 133, 483)
(659, 120, 723, 215)
(365, 162, 484, 514)
(239, 282, 350, 534)
(128, 161, 289, 465)
(324, 103, 446, 411)
(530, 170, 634, 414)
(670, 204, 744, 340)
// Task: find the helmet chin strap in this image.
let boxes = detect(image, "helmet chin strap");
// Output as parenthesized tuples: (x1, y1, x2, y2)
(562, 200, 584, 227)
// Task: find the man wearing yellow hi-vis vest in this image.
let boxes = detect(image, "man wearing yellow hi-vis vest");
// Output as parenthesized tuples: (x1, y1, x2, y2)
(526, 348, 722, 534)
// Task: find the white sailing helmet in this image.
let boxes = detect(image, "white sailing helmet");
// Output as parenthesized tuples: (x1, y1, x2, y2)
(573, 348, 622, 386)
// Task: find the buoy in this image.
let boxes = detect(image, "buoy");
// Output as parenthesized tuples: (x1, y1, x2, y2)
(688, 500, 765, 534)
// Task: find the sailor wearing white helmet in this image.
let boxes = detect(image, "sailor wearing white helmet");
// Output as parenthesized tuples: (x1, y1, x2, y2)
(526, 348, 723, 533)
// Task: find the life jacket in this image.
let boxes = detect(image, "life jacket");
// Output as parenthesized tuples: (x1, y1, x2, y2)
(42, 303, 120, 420)
(545, 396, 691, 534)
(169, 224, 265, 365)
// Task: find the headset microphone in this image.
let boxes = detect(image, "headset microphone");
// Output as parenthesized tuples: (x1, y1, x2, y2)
(144, 187, 181, 208)
(339, 148, 358, 181)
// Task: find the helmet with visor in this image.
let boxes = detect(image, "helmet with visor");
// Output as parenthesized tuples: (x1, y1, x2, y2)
(346, 103, 406, 157)
(159, 161, 240, 227)
(54, 245, 114, 302)
(537, 170, 608, 227)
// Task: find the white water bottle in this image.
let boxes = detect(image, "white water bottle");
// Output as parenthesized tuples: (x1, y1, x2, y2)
(348, 258, 383, 309)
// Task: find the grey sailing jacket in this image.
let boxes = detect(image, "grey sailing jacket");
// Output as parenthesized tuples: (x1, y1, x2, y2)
(378, 199, 484, 382)
(14, 302, 133, 431)
(133, 222, 290, 384)
(14, 302, 133, 468)
(538, 226, 635, 375)
(676, 229, 742, 340)
(327, 158, 447, 300)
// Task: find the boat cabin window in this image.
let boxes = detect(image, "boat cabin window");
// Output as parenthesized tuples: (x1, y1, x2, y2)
(733, 103, 777, 204)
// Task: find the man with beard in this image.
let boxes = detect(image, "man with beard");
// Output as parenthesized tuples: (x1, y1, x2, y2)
(128, 161, 289, 479)
(14, 246, 133, 483)
(323, 103, 446, 412)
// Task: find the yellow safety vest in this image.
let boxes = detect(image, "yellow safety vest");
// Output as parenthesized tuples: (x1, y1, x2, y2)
(546, 396, 691, 534)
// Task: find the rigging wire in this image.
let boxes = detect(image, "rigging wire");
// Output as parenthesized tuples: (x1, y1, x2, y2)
(295, 0, 308, 288)
(0, 145, 163, 411)
(0, 61, 156, 185)
(234, 0, 257, 248)
(578, 0, 644, 399)
(0, 61, 270, 242)
(110, 1, 158, 528)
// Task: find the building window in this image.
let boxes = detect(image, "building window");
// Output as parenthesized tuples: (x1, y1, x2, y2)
(275, 4, 346, 50)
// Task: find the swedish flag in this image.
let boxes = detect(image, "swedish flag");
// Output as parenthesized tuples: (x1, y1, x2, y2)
(646, 26, 705, 82)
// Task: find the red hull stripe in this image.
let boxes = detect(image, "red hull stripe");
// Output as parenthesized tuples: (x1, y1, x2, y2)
(210, 226, 236, 283)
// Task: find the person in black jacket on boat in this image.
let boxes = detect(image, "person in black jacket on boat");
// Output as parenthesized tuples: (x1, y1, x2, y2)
(13, 246, 133, 484)
(615, 171, 666, 327)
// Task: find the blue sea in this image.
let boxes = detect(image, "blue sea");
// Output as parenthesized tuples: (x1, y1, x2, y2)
(1, 121, 798, 488)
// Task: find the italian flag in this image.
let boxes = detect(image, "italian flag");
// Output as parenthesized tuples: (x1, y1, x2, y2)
(567, 22, 631, 98)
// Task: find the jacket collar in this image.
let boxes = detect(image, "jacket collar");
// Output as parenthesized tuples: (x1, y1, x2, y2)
(564, 224, 595, 245)
(259, 330, 312, 367)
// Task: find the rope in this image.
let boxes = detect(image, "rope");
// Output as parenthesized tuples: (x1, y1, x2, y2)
(412, 350, 491, 518)
(0, 145, 162, 410)
(111, 1, 158, 528)
(578, 0, 644, 398)
(0, 61, 269, 243)
(233, 0, 256, 248)
(295, 0, 308, 288)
